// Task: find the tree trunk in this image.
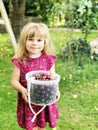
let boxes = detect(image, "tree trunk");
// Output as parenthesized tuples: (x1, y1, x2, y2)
(9, 0, 26, 40)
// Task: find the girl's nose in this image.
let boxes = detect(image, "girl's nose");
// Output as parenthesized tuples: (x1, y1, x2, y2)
(33, 40, 37, 44)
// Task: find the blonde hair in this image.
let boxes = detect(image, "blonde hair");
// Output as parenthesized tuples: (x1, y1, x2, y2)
(13, 22, 54, 59)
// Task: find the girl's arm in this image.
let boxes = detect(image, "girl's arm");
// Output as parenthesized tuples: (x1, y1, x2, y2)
(50, 64, 60, 101)
(50, 64, 55, 73)
(11, 66, 28, 103)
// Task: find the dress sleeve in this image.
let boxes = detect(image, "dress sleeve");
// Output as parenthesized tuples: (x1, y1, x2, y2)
(11, 58, 21, 68)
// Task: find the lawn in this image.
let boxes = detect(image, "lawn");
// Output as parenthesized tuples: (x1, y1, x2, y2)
(0, 30, 98, 130)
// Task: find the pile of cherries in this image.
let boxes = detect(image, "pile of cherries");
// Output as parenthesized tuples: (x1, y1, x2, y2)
(34, 72, 54, 80)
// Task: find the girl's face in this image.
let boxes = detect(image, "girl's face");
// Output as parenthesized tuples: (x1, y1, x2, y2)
(26, 36, 45, 58)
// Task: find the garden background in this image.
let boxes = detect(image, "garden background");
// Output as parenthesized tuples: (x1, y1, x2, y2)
(0, 0, 98, 130)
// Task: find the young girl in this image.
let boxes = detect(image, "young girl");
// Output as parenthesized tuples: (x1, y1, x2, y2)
(11, 22, 60, 130)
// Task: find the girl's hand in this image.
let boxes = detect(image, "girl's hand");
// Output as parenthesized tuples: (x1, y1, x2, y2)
(21, 87, 28, 103)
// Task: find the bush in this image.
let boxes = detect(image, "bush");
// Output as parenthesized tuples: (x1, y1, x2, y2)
(91, 53, 98, 61)
(61, 38, 91, 65)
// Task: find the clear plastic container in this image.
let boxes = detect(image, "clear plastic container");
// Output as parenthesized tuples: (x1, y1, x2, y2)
(26, 70, 60, 106)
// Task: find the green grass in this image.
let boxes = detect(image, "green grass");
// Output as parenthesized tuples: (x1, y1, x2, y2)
(0, 31, 98, 130)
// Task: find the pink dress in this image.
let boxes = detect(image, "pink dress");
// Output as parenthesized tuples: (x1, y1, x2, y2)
(11, 54, 59, 130)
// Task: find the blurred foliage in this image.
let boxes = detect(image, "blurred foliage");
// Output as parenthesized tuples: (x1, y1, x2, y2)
(25, 0, 65, 26)
(65, 0, 98, 39)
(91, 53, 98, 61)
(2, 0, 65, 26)
(60, 38, 91, 66)
(2, 0, 98, 28)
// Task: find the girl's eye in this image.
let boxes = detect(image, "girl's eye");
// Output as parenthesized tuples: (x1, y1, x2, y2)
(27, 38, 33, 41)
(37, 39, 42, 42)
